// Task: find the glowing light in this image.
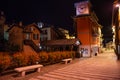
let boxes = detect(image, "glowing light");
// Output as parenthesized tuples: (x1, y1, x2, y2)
(115, 4, 120, 7)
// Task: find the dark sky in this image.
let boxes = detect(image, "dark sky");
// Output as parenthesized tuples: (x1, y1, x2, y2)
(0, 0, 114, 34)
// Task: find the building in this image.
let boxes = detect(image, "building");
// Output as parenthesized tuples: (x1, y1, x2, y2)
(0, 11, 5, 38)
(7, 22, 41, 52)
(7, 23, 24, 51)
(74, 0, 102, 57)
(112, 0, 120, 59)
(41, 38, 81, 52)
(4, 24, 9, 40)
(0, 11, 6, 51)
(23, 23, 41, 52)
(40, 25, 81, 52)
(58, 28, 75, 39)
(40, 26, 66, 42)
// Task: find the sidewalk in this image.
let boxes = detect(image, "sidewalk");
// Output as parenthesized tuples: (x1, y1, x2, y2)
(0, 50, 120, 80)
(29, 50, 120, 80)
(0, 58, 82, 80)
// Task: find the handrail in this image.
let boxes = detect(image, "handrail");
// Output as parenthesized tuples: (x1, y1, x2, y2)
(24, 40, 41, 52)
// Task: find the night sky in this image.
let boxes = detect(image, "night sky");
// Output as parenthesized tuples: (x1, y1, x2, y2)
(0, 0, 114, 36)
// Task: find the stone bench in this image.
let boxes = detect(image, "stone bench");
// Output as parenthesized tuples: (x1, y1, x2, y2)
(14, 64, 43, 77)
(61, 58, 72, 64)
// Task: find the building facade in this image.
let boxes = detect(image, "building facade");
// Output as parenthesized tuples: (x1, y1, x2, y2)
(7, 23, 41, 52)
(112, 0, 120, 59)
(40, 26, 66, 42)
(7, 23, 24, 51)
(74, 0, 102, 57)
(23, 23, 41, 52)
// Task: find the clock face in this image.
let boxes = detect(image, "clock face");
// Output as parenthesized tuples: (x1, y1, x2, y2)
(78, 4, 87, 13)
(75, 1, 89, 16)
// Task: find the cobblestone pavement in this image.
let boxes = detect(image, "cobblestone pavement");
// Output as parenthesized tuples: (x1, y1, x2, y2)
(29, 51, 120, 80)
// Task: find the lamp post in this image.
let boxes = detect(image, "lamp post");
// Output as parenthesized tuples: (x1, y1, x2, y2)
(112, 1, 120, 60)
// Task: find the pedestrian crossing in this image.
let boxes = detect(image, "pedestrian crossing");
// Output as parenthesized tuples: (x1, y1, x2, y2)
(29, 52, 120, 80)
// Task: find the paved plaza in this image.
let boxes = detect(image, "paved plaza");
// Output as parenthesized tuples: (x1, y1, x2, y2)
(28, 50, 120, 80)
(0, 50, 120, 80)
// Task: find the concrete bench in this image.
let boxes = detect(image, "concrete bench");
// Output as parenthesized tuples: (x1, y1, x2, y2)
(62, 58, 72, 64)
(14, 64, 43, 77)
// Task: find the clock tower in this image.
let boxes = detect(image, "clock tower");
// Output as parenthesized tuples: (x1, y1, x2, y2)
(74, 1, 101, 57)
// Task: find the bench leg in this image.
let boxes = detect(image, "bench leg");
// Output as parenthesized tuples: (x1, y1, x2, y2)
(66, 60, 72, 64)
(21, 71, 25, 77)
(37, 68, 41, 72)
(70, 60, 72, 63)
(65, 61, 68, 64)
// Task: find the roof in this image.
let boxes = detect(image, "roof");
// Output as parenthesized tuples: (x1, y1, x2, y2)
(6, 24, 23, 32)
(41, 38, 81, 46)
(24, 23, 41, 32)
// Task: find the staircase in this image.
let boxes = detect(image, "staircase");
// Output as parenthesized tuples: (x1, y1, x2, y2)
(24, 40, 41, 52)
